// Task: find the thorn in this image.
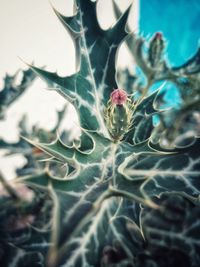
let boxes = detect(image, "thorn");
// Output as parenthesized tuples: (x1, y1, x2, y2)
(112, 0, 122, 19)
(18, 56, 32, 68)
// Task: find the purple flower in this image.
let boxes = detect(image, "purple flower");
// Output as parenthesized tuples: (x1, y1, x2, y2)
(111, 89, 127, 105)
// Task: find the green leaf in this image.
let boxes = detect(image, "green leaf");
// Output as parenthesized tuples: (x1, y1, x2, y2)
(125, 90, 159, 144)
(0, 192, 51, 267)
(18, 129, 200, 266)
(118, 138, 200, 198)
(0, 243, 45, 267)
(139, 193, 200, 267)
(29, 0, 131, 137)
(0, 69, 36, 119)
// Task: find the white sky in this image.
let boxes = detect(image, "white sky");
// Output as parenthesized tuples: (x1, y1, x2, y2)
(0, 0, 137, 79)
(0, 0, 138, 179)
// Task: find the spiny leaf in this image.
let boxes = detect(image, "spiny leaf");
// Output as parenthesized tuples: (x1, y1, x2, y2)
(118, 138, 200, 198)
(29, 1, 131, 137)
(139, 193, 200, 267)
(22, 130, 111, 167)
(0, 68, 36, 119)
(125, 90, 160, 144)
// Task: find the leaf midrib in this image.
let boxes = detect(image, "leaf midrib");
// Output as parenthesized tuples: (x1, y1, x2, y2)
(80, 10, 110, 138)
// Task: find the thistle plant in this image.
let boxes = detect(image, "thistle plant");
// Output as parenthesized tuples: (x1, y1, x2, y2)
(1, 1, 200, 267)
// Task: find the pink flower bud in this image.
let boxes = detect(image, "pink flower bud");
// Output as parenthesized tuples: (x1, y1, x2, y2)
(111, 89, 127, 105)
(155, 32, 162, 40)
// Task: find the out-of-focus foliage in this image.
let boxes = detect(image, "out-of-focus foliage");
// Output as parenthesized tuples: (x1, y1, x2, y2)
(0, 69, 36, 119)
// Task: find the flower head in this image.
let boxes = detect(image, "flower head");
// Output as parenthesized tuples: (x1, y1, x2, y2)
(155, 32, 162, 40)
(111, 89, 127, 105)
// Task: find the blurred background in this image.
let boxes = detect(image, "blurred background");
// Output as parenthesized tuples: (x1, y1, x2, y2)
(0, 0, 200, 179)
